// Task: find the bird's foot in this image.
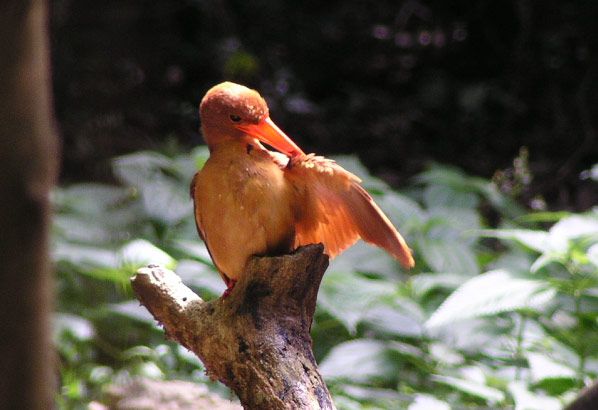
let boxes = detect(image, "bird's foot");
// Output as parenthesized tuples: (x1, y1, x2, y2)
(222, 279, 237, 298)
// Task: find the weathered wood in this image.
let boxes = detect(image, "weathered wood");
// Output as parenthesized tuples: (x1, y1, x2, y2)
(131, 244, 336, 410)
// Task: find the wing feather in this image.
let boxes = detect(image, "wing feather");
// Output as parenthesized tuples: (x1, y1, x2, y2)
(286, 155, 414, 268)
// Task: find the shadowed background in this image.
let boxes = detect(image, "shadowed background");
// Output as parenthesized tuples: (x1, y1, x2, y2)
(51, 0, 597, 210)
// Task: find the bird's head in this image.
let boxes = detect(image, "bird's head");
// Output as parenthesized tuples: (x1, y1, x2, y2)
(199, 82, 304, 157)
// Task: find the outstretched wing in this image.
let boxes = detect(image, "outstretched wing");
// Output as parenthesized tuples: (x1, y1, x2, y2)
(286, 154, 414, 268)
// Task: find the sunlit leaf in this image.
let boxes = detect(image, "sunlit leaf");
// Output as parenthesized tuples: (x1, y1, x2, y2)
(53, 242, 119, 269)
(53, 313, 95, 341)
(517, 211, 572, 224)
(508, 381, 562, 410)
(320, 339, 397, 383)
(318, 269, 395, 333)
(432, 374, 505, 403)
(173, 239, 213, 265)
(423, 184, 479, 209)
(330, 241, 400, 280)
(527, 352, 575, 384)
(588, 243, 598, 268)
(54, 183, 131, 214)
(479, 229, 549, 253)
(110, 301, 157, 325)
(411, 272, 471, 296)
(176, 260, 224, 296)
(379, 191, 426, 232)
(408, 394, 450, 410)
(118, 239, 177, 270)
(112, 151, 173, 187)
(416, 237, 479, 274)
(337, 384, 406, 405)
(333, 155, 390, 193)
(547, 215, 598, 253)
(361, 300, 424, 338)
(139, 175, 192, 224)
(530, 253, 561, 273)
(426, 270, 556, 328)
(427, 207, 482, 239)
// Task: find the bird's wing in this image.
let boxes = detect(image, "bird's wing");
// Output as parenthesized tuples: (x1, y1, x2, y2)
(285, 154, 414, 268)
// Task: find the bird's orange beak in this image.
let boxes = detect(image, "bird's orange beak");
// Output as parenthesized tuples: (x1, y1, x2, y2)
(235, 117, 305, 157)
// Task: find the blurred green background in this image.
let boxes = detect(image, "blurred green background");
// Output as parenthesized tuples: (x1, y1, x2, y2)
(50, 1, 597, 409)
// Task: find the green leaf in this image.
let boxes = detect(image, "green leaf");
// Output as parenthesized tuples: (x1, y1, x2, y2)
(426, 270, 556, 328)
(332, 155, 390, 193)
(118, 239, 177, 270)
(416, 236, 479, 274)
(527, 352, 576, 383)
(588, 243, 598, 268)
(329, 241, 400, 280)
(319, 269, 395, 333)
(361, 300, 424, 338)
(547, 215, 598, 253)
(427, 207, 482, 239)
(517, 211, 572, 224)
(408, 394, 450, 410)
(508, 381, 562, 410)
(432, 374, 505, 403)
(54, 183, 131, 214)
(411, 272, 471, 297)
(378, 191, 426, 232)
(423, 184, 479, 209)
(138, 175, 192, 224)
(173, 239, 214, 265)
(110, 301, 156, 324)
(53, 242, 118, 269)
(53, 313, 95, 341)
(112, 151, 173, 186)
(176, 260, 224, 295)
(479, 229, 549, 253)
(320, 339, 397, 383)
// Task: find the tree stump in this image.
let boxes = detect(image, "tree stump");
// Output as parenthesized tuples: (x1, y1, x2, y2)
(131, 244, 336, 410)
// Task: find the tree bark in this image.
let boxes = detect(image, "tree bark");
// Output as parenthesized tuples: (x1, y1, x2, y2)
(0, 0, 58, 408)
(131, 244, 336, 410)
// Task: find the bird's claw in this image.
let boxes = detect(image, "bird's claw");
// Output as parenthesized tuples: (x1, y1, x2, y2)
(222, 279, 237, 298)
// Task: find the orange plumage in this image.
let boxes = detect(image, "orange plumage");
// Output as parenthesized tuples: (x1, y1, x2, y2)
(191, 82, 414, 295)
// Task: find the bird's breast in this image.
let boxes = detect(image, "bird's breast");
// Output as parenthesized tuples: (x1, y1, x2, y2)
(194, 147, 296, 279)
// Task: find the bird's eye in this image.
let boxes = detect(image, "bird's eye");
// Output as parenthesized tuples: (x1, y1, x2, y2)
(229, 114, 242, 123)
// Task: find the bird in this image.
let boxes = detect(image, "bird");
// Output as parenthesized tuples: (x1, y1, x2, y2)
(191, 81, 414, 296)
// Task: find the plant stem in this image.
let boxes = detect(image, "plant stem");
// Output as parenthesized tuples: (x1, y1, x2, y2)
(574, 291, 586, 385)
(515, 312, 527, 381)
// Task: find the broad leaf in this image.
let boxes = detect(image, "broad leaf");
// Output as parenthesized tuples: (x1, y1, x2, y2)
(379, 191, 426, 232)
(176, 260, 225, 295)
(320, 339, 397, 383)
(408, 394, 450, 410)
(527, 352, 575, 385)
(426, 270, 556, 328)
(118, 239, 177, 270)
(416, 237, 479, 274)
(588, 243, 598, 268)
(53, 313, 95, 341)
(318, 269, 395, 333)
(508, 381, 562, 410)
(432, 374, 505, 403)
(423, 184, 479, 209)
(479, 229, 549, 253)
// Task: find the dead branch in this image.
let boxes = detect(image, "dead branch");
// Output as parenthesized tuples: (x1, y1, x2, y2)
(131, 244, 336, 410)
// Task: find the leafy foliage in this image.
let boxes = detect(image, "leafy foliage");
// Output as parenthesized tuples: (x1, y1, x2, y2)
(53, 149, 598, 409)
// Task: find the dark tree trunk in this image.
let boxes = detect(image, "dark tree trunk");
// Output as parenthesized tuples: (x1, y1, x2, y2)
(131, 244, 337, 410)
(0, 0, 59, 408)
